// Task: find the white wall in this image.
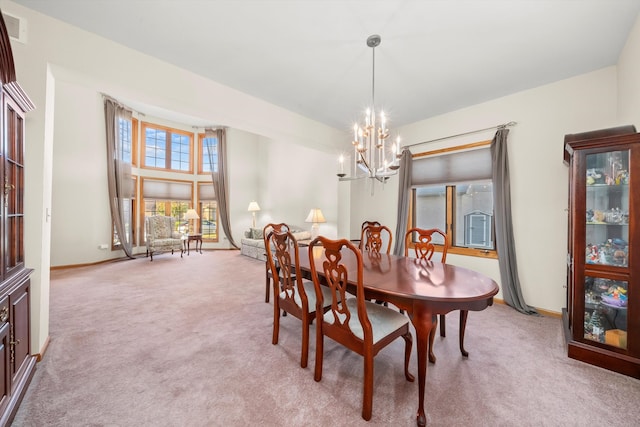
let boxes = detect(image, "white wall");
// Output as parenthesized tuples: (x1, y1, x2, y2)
(256, 137, 339, 238)
(619, 10, 640, 125)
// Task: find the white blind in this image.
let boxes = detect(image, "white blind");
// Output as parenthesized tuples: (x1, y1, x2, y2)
(412, 147, 492, 186)
(199, 182, 216, 200)
(117, 160, 135, 198)
(143, 179, 192, 200)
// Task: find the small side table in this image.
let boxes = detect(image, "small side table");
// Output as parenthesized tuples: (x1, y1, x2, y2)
(184, 233, 203, 255)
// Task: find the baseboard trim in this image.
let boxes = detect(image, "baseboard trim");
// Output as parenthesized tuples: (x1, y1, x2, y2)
(492, 298, 561, 318)
(51, 248, 240, 270)
(34, 335, 51, 362)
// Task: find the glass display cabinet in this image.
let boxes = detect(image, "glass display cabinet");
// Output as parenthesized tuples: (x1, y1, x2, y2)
(0, 11, 36, 425)
(563, 126, 640, 378)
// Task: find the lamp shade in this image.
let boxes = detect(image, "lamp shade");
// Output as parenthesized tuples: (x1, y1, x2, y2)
(184, 208, 200, 220)
(247, 201, 261, 212)
(305, 208, 326, 223)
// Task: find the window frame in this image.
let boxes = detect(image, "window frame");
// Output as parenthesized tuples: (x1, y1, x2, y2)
(111, 117, 138, 249)
(407, 141, 497, 259)
(141, 122, 194, 173)
(111, 177, 137, 251)
(109, 116, 223, 251)
(139, 177, 195, 245)
(198, 133, 219, 174)
(198, 182, 219, 242)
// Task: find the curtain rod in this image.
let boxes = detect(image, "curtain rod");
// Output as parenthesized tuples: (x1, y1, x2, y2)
(403, 121, 517, 148)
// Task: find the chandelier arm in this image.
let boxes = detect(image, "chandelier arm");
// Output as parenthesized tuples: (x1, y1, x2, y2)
(358, 151, 373, 174)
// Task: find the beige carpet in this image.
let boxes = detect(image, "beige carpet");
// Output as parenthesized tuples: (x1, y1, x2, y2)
(12, 250, 640, 426)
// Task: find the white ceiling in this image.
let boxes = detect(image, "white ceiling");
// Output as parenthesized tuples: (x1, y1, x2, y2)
(12, 0, 640, 131)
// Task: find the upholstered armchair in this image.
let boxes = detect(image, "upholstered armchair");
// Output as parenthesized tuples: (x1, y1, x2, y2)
(145, 216, 184, 261)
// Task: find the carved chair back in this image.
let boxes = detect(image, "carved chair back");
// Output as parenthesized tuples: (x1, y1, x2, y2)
(404, 227, 448, 263)
(360, 224, 393, 255)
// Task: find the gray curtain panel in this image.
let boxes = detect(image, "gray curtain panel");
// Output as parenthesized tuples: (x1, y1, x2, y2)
(104, 96, 134, 258)
(206, 128, 239, 248)
(491, 128, 537, 314)
(393, 149, 412, 256)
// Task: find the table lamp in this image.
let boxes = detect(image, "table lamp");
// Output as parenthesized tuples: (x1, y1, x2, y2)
(305, 208, 326, 239)
(248, 201, 261, 228)
(184, 208, 200, 234)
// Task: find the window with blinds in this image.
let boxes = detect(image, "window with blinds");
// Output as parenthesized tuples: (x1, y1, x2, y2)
(198, 182, 218, 241)
(110, 118, 220, 248)
(410, 144, 496, 256)
(142, 178, 193, 238)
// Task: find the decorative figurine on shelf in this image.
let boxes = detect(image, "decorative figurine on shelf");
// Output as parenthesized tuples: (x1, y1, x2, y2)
(586, 168, 604, 185)
(586, 239, 629, 266)
(612, 237, 628, 248)
(611, 238, 628, 266)
(584, 311, 592, 335)
(616, 170, 629, 185)
(586, 209, 594, 222)
(613, 249, 627, 265)
(599, 249, 608, 265)
(586, 244, 598, 264)
(601, 284, 628, 307)
(588, 311, 605, 343)
(592, 210, 605, 223)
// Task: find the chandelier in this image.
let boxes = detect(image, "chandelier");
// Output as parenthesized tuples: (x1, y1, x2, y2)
(338, 34, 401, 182)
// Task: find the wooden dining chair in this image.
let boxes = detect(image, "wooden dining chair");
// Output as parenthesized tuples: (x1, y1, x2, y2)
(361, 220, 381, 232)
(349, 220, 381, 246)
(263, 223, 289, 303)
(360, 223, 393, 306)
(309, 237, 414, 421)
(359, 223, 392, 255)
(404, 227, 469, 361)
(266, 227, 332, 368)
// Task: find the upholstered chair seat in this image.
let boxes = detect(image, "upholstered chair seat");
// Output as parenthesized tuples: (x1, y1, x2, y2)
(145, 216, 184, 261)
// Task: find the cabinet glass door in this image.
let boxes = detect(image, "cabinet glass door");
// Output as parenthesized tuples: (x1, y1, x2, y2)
(3, 99, 26, 279)
(584, 276, 628, 348)
(585, 150, 629, 267)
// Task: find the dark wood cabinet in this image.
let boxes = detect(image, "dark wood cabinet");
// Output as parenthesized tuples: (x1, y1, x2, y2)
(0, 9, 36, 426)
(0, 271, 34, 426)
(563, 126, 640, 378)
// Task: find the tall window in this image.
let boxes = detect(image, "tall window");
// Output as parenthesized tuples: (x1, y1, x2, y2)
(119, 117, 132, 163)
(113, 198, 136, 249)
(410, 142, 496, 257)
(142, 122, 193, 172)
(112, 118, 137, 248)
(199, 134, 218, 173)
(141, 178, 193, 242)
(110, 116, 222, 249)
(144, 200, 190, 233)
(198, 182, 218, 241)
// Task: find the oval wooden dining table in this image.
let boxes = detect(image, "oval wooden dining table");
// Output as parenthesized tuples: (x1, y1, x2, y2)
(297, 246, 499, 426)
